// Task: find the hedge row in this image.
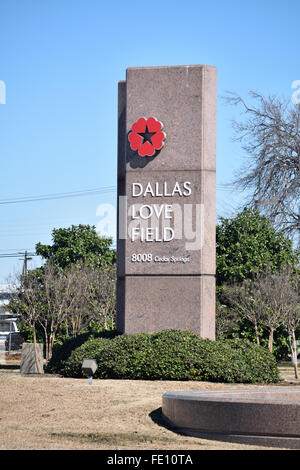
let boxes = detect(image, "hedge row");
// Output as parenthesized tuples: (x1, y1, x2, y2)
(47, 329, 280, 384)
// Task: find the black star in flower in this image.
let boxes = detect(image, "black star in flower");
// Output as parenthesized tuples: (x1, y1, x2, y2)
(138, 125, 156, 144)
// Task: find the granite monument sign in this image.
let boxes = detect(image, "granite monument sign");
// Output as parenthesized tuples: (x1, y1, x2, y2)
(117, 65, 216, 339)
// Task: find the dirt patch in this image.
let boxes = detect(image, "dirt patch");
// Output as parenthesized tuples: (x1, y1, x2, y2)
(0, 371, 294, 450)
(0, 352, 21, 366)
(3, 353, 21, 361)
(50, 431, 178, 446)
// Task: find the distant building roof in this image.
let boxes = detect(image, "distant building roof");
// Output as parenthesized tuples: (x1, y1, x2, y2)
(0, 285, 16, 308)
(0, 284, 17, 293)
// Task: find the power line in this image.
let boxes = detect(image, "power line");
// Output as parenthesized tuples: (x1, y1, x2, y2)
(0, 248, 34, 251)
(0, 251, 36, 259)
(0, 184, 242, 206)
(0, 186, 117, 205)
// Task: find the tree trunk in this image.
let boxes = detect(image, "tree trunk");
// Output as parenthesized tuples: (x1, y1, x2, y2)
(48, 332, 56, 360)
(287, 329, 298, 380)
(268, 328, 274, 353)
(292, 329, 298, 380)
(41, 328, 49, 362)
(254, 320, 260, 345)
(33, 327, 42, 374)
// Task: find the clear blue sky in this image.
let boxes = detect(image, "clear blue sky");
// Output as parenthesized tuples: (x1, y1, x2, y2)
(0, 0, 299, 282)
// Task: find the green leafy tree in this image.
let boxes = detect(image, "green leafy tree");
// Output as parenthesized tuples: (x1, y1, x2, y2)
(216, 207, 299, 286)
(36, 224, 116, 269)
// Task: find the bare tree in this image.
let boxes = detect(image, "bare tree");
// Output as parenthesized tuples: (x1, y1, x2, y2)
(11, 263, 84, 362)
(222, 271, 299, 356)
(255, 272, 286, 353)
(225, 91, 300, 239)
(8, 272, 44, 373)
(252, 269, 299, 363)
(277, 272, 300, 379)
(222, 281, 264, 345)
(9, 261, 117, 362)
(215, 300, 239, 340)
(64, 263, 97, 337)
(41, 262, 81, 360)
(80, 264, 116, 330)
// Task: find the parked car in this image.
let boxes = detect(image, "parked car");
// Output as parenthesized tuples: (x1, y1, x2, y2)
(5, 332, 24, 351)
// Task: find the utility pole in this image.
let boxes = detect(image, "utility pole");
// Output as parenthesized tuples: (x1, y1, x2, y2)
(20, 250, 32, 276)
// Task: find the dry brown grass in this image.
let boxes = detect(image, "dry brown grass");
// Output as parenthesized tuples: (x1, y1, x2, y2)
(0, 368, 292, 451)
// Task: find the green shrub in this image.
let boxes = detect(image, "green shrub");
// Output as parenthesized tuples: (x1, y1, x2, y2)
(46, 329, 119, 375)
(49, 329, 280, 383)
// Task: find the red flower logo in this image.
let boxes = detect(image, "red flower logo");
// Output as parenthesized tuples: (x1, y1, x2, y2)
(128, 117, 166, 157)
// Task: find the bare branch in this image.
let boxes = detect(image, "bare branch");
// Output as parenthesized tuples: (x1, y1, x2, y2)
(224, 91, 300, 238)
